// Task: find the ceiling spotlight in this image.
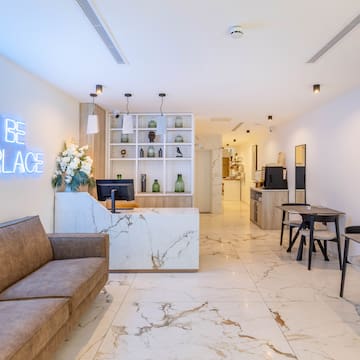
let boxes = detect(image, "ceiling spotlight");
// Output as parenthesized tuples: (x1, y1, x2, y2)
(229, 25, 244, 39)
(233, 138, 236, 142)
(95, 84, 103, 95)
(268, 115, 273, 121)
(313, 84, 320, 94)
(246, 129, 250, 133)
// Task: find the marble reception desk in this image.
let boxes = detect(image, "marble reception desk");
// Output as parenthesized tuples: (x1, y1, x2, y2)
(54, 193, 199, 271)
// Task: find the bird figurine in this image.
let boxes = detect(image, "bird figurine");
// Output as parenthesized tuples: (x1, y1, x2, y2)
(176, 147, 183, 158)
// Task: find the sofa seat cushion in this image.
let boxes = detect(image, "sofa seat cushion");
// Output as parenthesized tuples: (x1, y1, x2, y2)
(0, 258, 107, 312)
(0, 298, 69, 360)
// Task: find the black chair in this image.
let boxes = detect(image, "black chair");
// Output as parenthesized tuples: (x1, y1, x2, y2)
(298, 214, 342, 270)
(340, 226, 360, 297)
(280, 203, 310, 249)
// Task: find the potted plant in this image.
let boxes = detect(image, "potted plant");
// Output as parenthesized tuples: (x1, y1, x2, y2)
(51, 143, 95, 191)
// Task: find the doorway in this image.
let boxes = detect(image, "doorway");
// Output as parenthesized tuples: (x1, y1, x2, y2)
(195, 150, 212, 213)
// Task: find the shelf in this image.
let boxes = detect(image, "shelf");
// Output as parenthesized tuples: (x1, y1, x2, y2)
(166, 128, 192, 131)
(138, 158, 164, 161)
(110, 158, 136, 161)
(165, 157, 191, 160)
(110, 143, 136, 146)
(166, 142, 191, 145)
(138, 142, 164, 146)
(135, 192, 192, 196)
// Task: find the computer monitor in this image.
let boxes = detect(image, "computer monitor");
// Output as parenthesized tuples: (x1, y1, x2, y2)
(96, 179, 135, 202)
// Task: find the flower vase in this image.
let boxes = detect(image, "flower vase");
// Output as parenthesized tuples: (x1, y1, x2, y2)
(65, 184, 72, 192)
(174, 174, 185, 192)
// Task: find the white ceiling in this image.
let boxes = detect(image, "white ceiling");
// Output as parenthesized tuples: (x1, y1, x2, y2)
(1, 0, 360, 145)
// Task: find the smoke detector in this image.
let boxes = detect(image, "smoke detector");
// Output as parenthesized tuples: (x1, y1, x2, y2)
(229, 25, 244, 38)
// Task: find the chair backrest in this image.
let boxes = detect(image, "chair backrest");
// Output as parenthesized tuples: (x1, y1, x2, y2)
(345, 226, 360, 234)
(282, 203, 310, 206)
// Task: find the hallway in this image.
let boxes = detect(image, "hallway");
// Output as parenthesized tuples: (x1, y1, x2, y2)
(56, 201, 360, 359)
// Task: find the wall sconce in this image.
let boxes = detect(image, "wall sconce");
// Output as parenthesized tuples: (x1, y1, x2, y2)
(313, 84, 320, 94)
(122, 93, 134, 134)
(96, 84, 103, 95)
(156, 93, 166, 135)
(87, 93, 99, 134)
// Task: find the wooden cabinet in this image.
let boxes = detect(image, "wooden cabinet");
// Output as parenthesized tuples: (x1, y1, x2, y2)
(250, 188, 288, 229)
(106, 113, 194, 207)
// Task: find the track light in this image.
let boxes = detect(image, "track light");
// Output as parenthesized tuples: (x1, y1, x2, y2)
(96, 84, 103, 95)
(313, 84, 320, 94)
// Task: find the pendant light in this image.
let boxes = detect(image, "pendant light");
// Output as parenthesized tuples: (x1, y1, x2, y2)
(156, 93, 166, 135)
(87, 93, 99, 134)
(313, 84, 320, 94)
(96, 84, 103, 95)
(122, 93, 134, 134)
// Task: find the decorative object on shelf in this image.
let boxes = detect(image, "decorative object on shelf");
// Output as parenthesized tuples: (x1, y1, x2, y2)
(120, 149, 127, 158)
(148, 131, 156, 143)
(175, 173, 185, 192)
(176, 147, 183, 158)
(117, 174, 122, 179)
(122, 93, 134, 134)
(148, 119, 157, 128)
(156, 93, 166, 135)
(152, 179, 160, 192)
(139, 148, 144, 157)
(87, 93, 99, 134)
(51, 143, 95, 192)
(141, 174, 146, 192)
(158, 148, 163, 157)
(175, 116, 183, 128)
(121, 133, 129, 143)
(147, 145, 155, 157)
(174, 135, 184, 143)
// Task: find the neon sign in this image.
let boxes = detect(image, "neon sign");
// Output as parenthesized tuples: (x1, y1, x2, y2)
(0, 116, 44, 175)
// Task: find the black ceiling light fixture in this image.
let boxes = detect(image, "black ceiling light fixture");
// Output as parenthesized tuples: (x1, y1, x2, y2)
(268, 115, 273, 121)
(313, 84, 320, 94)
(96, 84, 103, 95)
(87, 93, 99, 134)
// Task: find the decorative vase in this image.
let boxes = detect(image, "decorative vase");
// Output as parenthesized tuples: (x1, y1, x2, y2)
(158, 148, 163, 157)
(141, 174, 146, 192)
(139, 148, 144, 157)
(174, 174, 185, 192)
(148, 131, 156, 143)
(174, 135, 184, 143)
(148, 119, 157, 128)
(64, 184, 72, 192)
(152, 179, 160, 192)
(121, 133, 129, 143)
(147, 145, 155, 157)
(175, 116, 183, 128)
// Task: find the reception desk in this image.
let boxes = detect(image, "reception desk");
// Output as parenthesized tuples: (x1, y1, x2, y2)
(55, 193, 199, 272)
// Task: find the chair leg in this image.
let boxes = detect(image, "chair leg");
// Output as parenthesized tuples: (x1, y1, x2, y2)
(280, 223, 285, 246)
(340, 238, 349, 297)
(316, 240, 329, 261)
(289, 226, 293, 248)
(308, 234, 314, 270)
(297, 235, 305, 261)
(336, 238, 342, 270)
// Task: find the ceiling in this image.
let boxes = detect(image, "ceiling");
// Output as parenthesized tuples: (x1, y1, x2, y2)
(1, 0, 360, 145)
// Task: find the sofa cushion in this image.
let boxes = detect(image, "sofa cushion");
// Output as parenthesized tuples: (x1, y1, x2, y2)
(0, 258, 107, 312)
(0, 298, 69, 360)
(0, 216, 53, 293)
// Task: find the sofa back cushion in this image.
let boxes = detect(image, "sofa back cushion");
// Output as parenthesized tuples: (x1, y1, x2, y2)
(0, 216, 53, 292)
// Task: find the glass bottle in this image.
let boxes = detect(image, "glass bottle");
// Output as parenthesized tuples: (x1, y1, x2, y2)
(141, 174, 146, 192)
(158, 148, 163, 157)
(152, 179, 160, 192)
(139, 148, 144, 157)
(148, 119, 157, 128)
(147, 145, 155, 157)
(174, 174, 185, 192)
(121, 133, 129, 143)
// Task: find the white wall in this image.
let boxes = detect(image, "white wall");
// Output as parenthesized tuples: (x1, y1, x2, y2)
(0, 56, 79, 231)
(258, 86, 360, 255)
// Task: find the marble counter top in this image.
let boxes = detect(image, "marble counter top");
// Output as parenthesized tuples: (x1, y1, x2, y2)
(55, 193, 199, 271)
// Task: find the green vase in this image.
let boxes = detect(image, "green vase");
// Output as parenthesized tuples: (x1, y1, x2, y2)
(152, 179, 160, 192)
(148, 119, 157, 128)
(174, 174, 185, 192)
(147, 145, 155, 157)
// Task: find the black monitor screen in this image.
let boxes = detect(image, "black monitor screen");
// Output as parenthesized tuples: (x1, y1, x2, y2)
(96, 179, 135, 201)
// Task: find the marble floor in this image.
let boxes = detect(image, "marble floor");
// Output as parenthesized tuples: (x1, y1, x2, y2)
(55, 201, 360, 360)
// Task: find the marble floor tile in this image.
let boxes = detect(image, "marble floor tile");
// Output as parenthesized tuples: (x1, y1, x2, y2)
(55, 201, 360, 360)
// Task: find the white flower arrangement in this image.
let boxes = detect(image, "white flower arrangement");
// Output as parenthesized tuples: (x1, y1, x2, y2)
(52, 143, 95, 191)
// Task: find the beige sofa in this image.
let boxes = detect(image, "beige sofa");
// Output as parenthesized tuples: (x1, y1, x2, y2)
(0, 215, 109, 360)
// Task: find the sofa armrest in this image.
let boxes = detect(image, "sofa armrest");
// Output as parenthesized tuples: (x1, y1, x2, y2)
(47, 233, 109, 261)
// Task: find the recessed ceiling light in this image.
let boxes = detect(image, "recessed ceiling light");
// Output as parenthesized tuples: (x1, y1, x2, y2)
(313, 84, 320, 94)
(228, 25, 244, 39)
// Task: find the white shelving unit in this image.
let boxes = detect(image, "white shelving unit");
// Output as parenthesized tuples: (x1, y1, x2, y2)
(106, 113, 194, 207)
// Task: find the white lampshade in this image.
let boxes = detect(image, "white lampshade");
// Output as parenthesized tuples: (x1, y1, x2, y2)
(156, 115, 166, 135)
(122, 114, 134, 134)
(87, 114, 99, 134)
